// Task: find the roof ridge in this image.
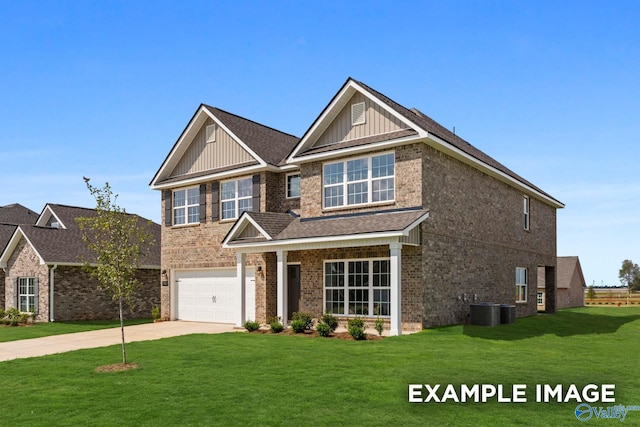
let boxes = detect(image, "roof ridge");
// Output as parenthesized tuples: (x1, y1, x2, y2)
(204, 104, 300, 139)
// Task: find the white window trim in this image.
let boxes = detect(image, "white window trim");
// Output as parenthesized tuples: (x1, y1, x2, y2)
(220, 177, 253, 221)
(323, 258, 391, 317)
(206, 124, 216, 143)
(516, 267, 528, 303)
(523, 195, 530, 231)
(286, 172, 301, 199)
(537, 291, 544, 305)
(173, 187, 199, 226)
(322, 151, 395, 210)
(18, 277, 36, 313)
(351, 102, 366, 125)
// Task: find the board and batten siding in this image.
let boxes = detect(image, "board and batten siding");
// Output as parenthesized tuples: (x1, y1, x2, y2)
(313, 92, 409, 148)
(170, 118, 255, 177)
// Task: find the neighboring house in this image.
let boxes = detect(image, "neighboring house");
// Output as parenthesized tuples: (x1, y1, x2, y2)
(538, 256, 585, 310)
(0, 203, 38, 310)
(150, 77, 564, 335)
(0, 204, 161, 321)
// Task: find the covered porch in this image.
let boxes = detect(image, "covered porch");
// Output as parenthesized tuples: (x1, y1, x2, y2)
(222, 207, 429, 336)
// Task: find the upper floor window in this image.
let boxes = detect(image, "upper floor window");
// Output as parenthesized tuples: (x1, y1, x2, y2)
(516, 267, 527, 303)
(221, 177, 253, 220)
(173, 187, 199, 225)
(287, 173, 301, 199)
(523, 196, 530, 230)
(323, 152, 395, 209)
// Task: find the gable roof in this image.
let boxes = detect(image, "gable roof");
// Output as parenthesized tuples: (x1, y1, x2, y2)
(0, 204, 38, 225)
(0, 204, 161, 268)
(223, 207, 429, 250)
(0, 224, 17, 254)
(556, 256, 586, 289)
(288, 77, 563, 208)
(150, 104, 299, 188)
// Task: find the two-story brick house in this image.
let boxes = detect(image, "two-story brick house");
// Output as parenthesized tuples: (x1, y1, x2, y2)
(150, 78, 563, 335)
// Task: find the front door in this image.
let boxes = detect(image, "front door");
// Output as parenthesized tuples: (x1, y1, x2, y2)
(287, 264, 301, 320)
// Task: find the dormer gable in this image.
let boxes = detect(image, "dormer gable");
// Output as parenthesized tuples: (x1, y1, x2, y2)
(150, 105, 299, 189)
(35, 205, 66, 229)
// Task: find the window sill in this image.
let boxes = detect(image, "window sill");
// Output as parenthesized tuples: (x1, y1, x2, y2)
(170, 222, 201, 229)
(322, 200, 395, 214)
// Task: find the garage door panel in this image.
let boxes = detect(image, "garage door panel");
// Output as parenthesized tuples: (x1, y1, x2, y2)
(176, 268, 255, 324)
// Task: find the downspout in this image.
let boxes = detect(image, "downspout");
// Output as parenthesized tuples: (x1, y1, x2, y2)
(49, 264, 57, 322)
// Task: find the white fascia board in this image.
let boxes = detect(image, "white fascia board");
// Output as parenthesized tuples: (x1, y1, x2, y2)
(201, 108, 268, 168)
(0, 227, 46, 267)
(223, 230, 405, 252)
(425, 133, 565, 209)
(402, 211, 430, 235)
(151, 164, 266, 190)
(291, 134, 423, 164)
(35, 205, 65, 228)
(222, 213, 273, 246)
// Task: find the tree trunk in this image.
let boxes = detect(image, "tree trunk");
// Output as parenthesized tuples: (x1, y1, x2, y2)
(119, 297, 127, 365)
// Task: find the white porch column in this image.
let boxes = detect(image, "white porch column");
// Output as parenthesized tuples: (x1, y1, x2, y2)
(276, 249, 288, 327)
(237, 252, 246, 327)
(389, 242, 403, 336)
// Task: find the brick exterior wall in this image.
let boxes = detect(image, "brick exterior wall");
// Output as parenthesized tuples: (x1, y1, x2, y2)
(0, 270, 5, 310)
(4, 239, 49, 321)
(3, 238, 159, 321)
(161, 143, 558, 330)
(420, 145, 557, 327)
(161, 178, 269, 322)
(52, 266, 160, 321)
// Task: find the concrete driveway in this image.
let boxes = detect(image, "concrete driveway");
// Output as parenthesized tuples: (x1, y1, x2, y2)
(0, 321, 239, 362)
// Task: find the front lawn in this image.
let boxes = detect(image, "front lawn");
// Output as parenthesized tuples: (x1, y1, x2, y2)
(1, 307, 639, 426)
(0, 318, 152, 342)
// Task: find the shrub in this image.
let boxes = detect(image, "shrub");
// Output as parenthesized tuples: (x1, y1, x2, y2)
(270, 320, 284, 334)
(348, 317, 366, 340)
(316, 322, 331, 337)
(151, 305, 161, 321)
(321, 313, 339, 332)
(291, 312, 314, 330)
(4, 308, 27, 326)
(374, 317, 384, 336)
(244, 320, 260, 332)
(290, 319, 307, 333)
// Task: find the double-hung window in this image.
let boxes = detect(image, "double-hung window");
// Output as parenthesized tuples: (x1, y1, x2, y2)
(221, 177, 253, 220)
(516, 267, 528, 303)
(173, 187, 199, 225)
(324, 259, 391, 316)
(323, 152, 395, 209)
(18, 277, 37, 313)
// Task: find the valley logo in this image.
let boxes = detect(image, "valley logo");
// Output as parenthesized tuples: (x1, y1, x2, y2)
(575, 403, 640, 422)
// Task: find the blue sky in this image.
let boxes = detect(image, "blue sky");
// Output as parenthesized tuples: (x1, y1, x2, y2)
(1, 1, 638, 287)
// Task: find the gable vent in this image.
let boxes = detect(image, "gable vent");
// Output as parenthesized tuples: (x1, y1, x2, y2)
(351, 102, 366, 126)
(205, 124, 216, 143)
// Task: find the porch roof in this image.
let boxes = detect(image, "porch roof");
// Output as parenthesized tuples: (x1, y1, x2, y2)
(222, 207, 429, 251)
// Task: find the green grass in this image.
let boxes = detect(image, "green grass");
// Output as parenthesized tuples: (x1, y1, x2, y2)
(1, 307, 639, 426)
(0, 318, 152, 342)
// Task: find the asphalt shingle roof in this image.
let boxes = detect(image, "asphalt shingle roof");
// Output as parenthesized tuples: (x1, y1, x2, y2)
(0, 204, 38, 225)
(13, 204, 161, 266)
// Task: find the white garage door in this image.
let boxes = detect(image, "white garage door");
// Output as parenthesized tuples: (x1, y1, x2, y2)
(176, 268, 255, 324)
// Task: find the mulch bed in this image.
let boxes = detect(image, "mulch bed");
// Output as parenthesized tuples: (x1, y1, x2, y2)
(250, 329, 384, 341)
(94, 363, 139, 373)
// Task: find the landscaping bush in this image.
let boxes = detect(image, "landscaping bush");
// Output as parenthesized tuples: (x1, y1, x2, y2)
(316, 322, 331, 337)
(151, 305, 161, 321)
(290, 319, 307, 333)
(3, 308, 28, 326)
(320, 313, 339, 332)
(270, 320, 284, 334)
(348, 317, 366, 340)
(243, 320, 260, 332)
(291, 312, 314, 330)
(374, 317, 384, 336)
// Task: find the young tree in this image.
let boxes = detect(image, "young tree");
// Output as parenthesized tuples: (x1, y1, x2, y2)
(77, 178, 155, 365)
(586, 285, 596, 301)
(619, 259, 640, 304)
